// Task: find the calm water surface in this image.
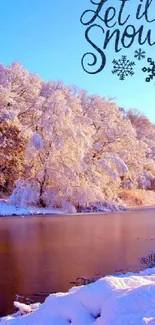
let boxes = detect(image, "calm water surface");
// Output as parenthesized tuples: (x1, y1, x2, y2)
(0, 209, 155, 316)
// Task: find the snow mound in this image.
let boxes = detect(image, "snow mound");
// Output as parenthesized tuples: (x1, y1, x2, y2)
(0, 201, 65, 216)
(2, 268, 155, 324)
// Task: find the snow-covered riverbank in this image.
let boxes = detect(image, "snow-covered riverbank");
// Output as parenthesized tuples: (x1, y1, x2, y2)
(0, 198, 128, 216)
(1, 268, 155, 324)
(0, 200, 65, 216)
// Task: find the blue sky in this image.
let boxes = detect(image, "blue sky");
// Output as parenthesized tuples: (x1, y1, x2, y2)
(0, 0, 155, 122)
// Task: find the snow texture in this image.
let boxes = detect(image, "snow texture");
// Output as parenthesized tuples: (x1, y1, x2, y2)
(0, 200, 65, 216)
(2, 268, 155, 324)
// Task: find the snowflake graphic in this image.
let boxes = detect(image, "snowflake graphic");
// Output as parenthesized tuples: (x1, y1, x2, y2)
(112, 56, 135, 80)
(134, 48, 145, 60)
(142, 58, 155, 82)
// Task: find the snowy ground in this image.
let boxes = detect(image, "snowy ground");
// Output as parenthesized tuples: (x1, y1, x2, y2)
(1, 268, 155, 324)
(0, 200, 65, 216)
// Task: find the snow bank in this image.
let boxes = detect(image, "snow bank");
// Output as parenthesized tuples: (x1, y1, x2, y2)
(2, 268, 155, 324)
(0, 201, 65, 216)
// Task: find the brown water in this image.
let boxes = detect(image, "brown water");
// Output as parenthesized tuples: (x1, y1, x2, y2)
(0, 209, 155, 316)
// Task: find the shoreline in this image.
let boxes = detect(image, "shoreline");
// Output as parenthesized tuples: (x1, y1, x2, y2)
(0, 205, 155, 218)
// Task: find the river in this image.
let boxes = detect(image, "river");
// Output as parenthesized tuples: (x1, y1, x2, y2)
(0, 208, 155, 316)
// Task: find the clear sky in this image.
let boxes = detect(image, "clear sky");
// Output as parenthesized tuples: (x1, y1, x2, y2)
(0, 0, 155, 122)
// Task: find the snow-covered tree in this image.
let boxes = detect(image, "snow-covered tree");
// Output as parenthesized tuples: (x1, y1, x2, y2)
(20, 87, 94, 207)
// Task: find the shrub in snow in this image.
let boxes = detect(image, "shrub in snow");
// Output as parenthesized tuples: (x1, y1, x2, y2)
(9, 180, 40, 207)
(77, 200, 127, 213)
(9, 178, 128, 213)
(42, 189, 62, 208)
(61, 200, 77, 213)
(71, 187, 105, 209)
(9, 183, 77, 212)
(42, 189, 77, 212)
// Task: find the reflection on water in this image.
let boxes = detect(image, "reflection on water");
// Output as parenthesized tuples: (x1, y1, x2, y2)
(0, 209, 155, 316)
